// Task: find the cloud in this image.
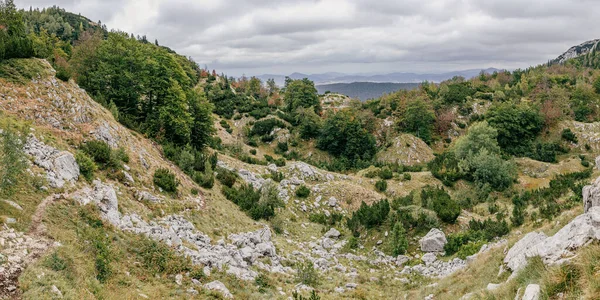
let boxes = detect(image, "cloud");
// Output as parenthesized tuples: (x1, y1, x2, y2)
(18, 0, 600, 76)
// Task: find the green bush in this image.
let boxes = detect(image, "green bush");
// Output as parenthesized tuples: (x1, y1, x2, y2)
(81, 140, 112, 166)
(379, 167, 393, 180)
(375, 179, 388, 192)
(133, 237, 193, 276)
(295, 261, 319, 287)
(0, 124, 28, 195)
(421, 187, 460, 223)
(222, 182, 284, 220)
(216, 168, 237, 188)
(347, 199, 390, 234)
(250, 149, 257, 155)
(309, 212, 343, 226)
(561, 128, 578, 144)
(44, 251, 68, 272)
(250, 118, 286, 136)
(403, 173, 412, 181)
(153, 168, 180, 193)
(391, 222, 408, 256)
(277, 142, 289, 153)
(76, 151, 97, 182)
(295, 185, 311, 198)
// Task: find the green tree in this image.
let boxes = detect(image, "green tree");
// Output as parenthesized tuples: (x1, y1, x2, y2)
(295, 106, 322, 139)
(486, 103, 544, 156)
(284, 78, 321, 115)
(154, 80, 193, 145)
(0, 124, 27, 195)
(317, 110, 377, 164)
(398, 98, 435, 144)
(391, 222, 408, 256)
(454, 121, 500, 160)
(467, 149, 517, 191)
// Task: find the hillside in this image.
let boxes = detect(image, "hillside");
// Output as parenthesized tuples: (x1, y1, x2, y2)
(3, 3, 600, 300)
(316, 82, 419, 101)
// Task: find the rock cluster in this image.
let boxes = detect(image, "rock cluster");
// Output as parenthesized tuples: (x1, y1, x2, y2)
(70, 181, 289, 281)
(0, 227, 54, 298)
(204, 281, 233, 299)
(505, 206, 600, 272)
(24, 135, 79, 188)
(400, 254, 466, 278)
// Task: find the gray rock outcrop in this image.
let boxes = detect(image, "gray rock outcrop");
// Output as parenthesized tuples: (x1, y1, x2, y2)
(521, 284, 541, 300)
(204, 281, 233, 299)
(419, 228, 447, 253)
(505, 206, 600, 272)
(583, 176, 600, 213)
(24, 135, 79, 188)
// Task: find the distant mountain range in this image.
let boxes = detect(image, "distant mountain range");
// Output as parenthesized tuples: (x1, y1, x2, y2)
(316, 82, 420, 101)
(256, 68, 503, 86)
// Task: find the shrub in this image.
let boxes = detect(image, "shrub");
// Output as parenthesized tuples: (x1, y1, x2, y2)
(295, 261, 319, 287)
(392, 193, 414, 209)
(44, 251, 68, 272)
(133, 237, 193, 275)
(0, 125, 28, 196)
(255, 273, 272, 293)
(250, 149, 257, 155)
(80, 140, 112, 167)
(403, 173, 412, 181)
(251, 118, 286, 136)
(277, 142, 289, 153)
(428, 151, 464, 186)
(347, 200, 390, 234)
(561, 128, 578, 144)
(421, 187, 460, 223)
(309, 212, 343, 226)
(391, 222, 408, 256)
(375, 180, 388, 192)
(76, 152, 97, 182)
(216, 168, 237, 188)
(153, 168, 180, 193)
(296, 185, 311, 198)
(379, 167, 393, 180)
(223, 182, 284, 220)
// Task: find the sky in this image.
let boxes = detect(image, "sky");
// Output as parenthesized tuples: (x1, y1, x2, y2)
(18, 0, 600, 76)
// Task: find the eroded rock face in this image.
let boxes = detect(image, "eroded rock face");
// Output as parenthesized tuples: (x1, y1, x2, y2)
(72, 180, 121, 226)
(505, 207, 600, 272)
(583, 176, 600, 213)
(504, 232, 548, 272)
(24, 135, 79, 188)
(419, 229, 447, 253)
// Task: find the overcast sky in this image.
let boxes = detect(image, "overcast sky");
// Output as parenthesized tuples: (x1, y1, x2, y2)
(18, 0, 600, 76)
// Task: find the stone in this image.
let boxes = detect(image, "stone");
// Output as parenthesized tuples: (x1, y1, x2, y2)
(3, 200, 23, 211)
(328, 197, 337, 207)
(204, 281, 233, 299)
(324, 228, 341, 239)
(136, 191, 162, 203)
(175, 274, 183, 285)
(24, 135, 79, 188)
(396, 255, 410, 266)
(51, 285, 63, 298)
(377, 240, 383, 245)
(345, 283, 358, 289)
(419, 229, 447, 253)
(335, 287, 345, 293)
(422, 253, 437, 266)
(487, 283, 501, 291)
(5, 218, 16, 224)
(582, 176, 600, 213)
(521, 284, 541, 300)
(504, 232, 548, 272)
(72, 180, 121, 226)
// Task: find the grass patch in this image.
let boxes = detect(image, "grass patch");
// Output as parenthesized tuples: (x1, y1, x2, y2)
(0, 59, 48, 84)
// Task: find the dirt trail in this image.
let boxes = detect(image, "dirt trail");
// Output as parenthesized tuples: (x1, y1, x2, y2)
(0, 193, 65, 299)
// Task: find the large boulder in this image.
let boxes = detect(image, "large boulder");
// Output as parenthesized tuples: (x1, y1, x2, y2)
(24, 135, 79, 188)
(504, 232, 548, 272)
(521, 284, 541, 300)
(204, 281, 233, 299)
(419, 228, 447, 253)
(72, 180, 120, 226)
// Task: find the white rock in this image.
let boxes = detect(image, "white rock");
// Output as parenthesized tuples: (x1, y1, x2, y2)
(328, 197, 337, 207)
(487, 283, 501, 291)
(521, 284, 541, 300)
(175, 274, 183, 285)
(204, 281, 233, 299)
(422, 253, 437, 266)
(51, 285, 63, 298)
(419, 229, 447, 253)
(504, 232, 548, 272)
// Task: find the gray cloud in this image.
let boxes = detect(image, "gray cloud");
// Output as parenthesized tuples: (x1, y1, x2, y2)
(18, 0, 600, 76)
